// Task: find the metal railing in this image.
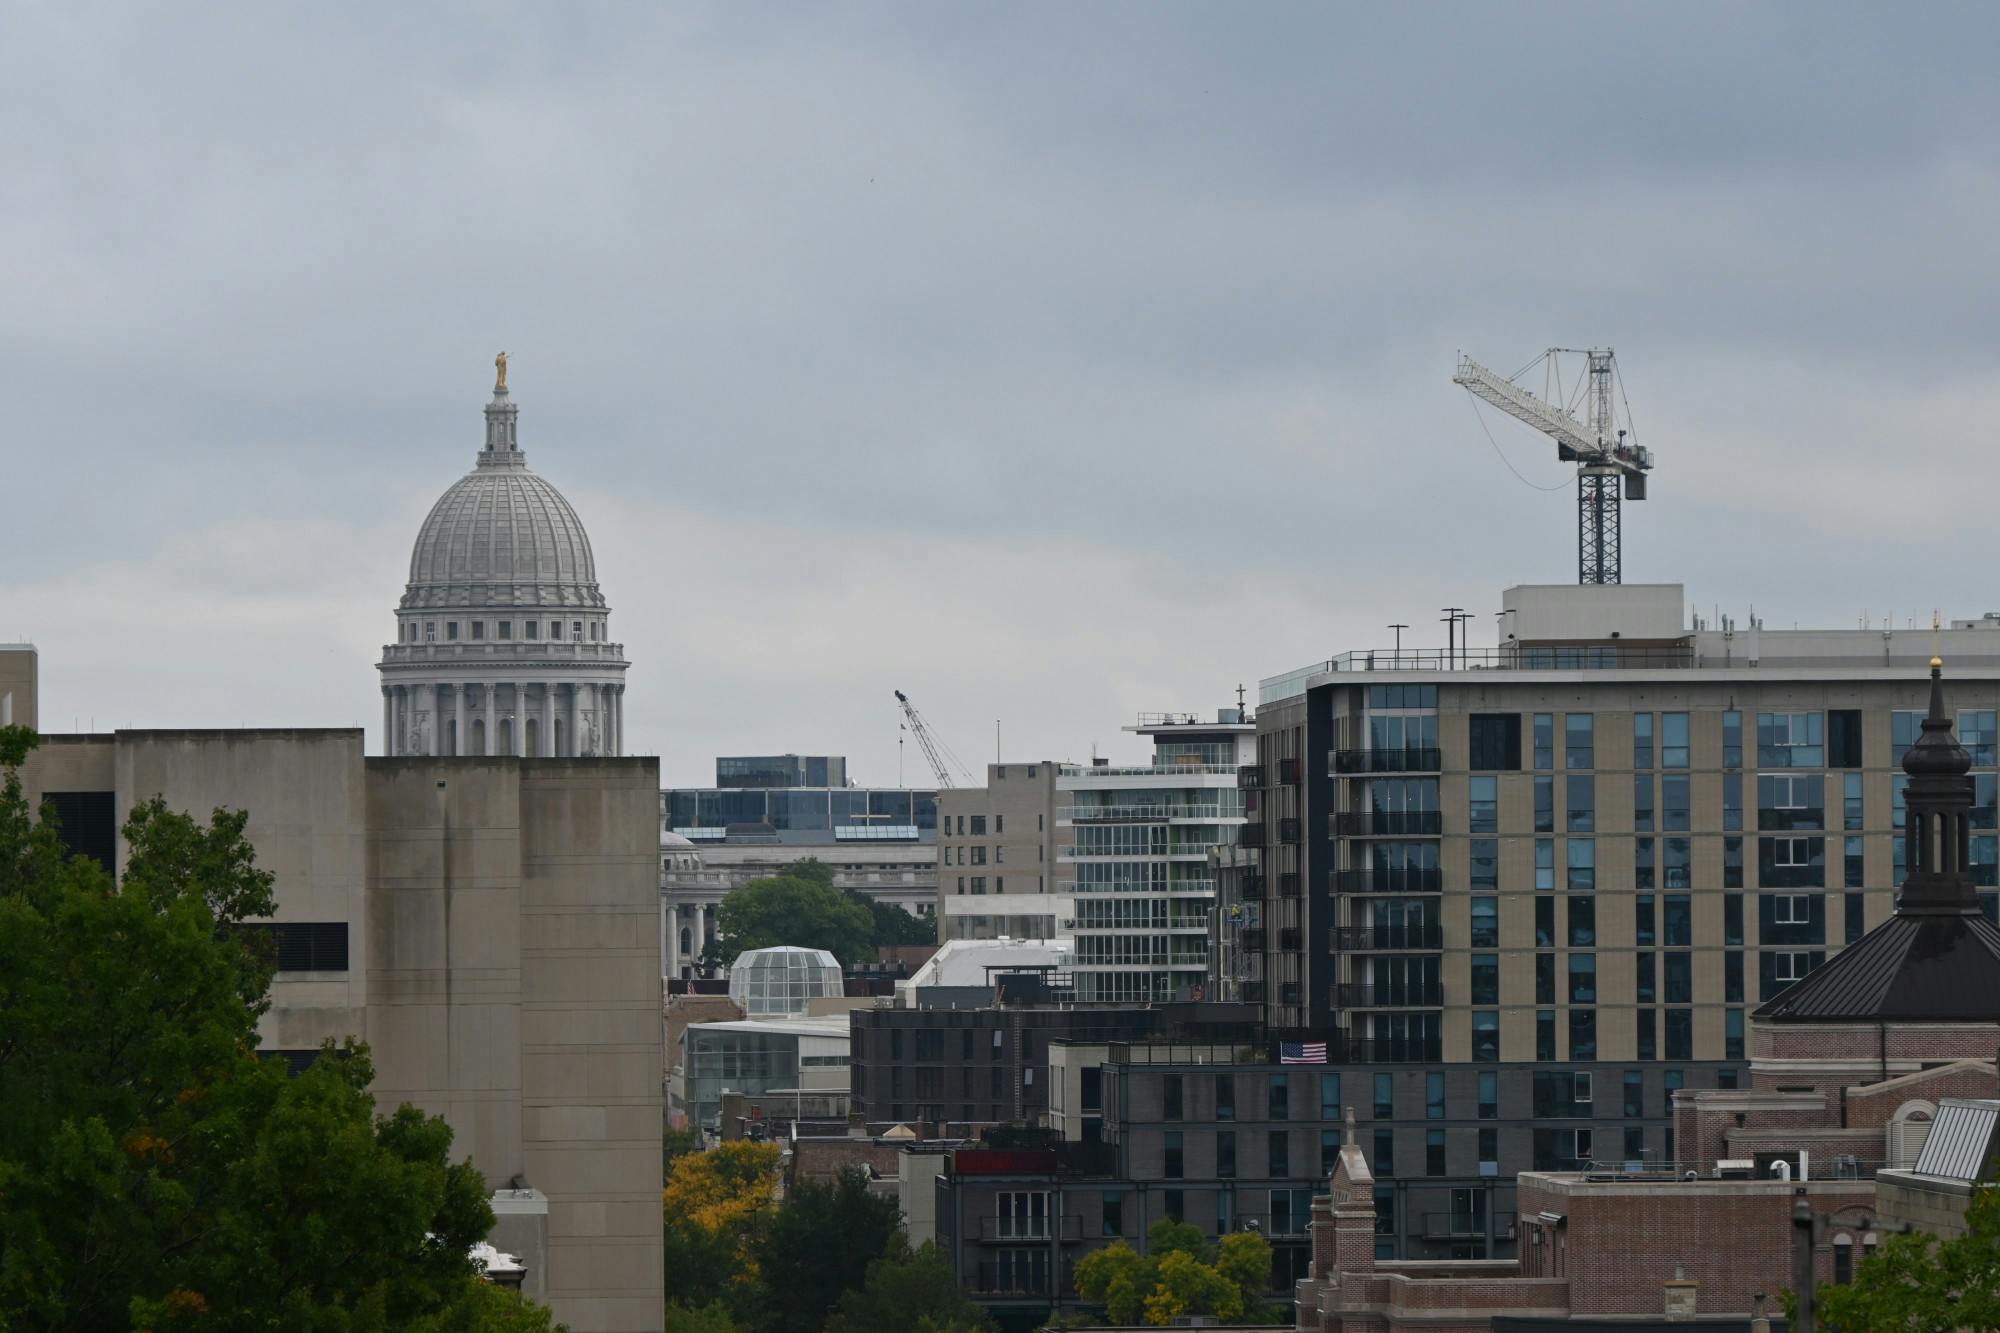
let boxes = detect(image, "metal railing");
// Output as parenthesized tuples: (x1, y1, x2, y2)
(1333, 810, 1442, 837)
(1423, 1210, 1519, 1241)
(1332, 747, 1443, 774)
(1066, 803, 1241, 823)
(1259, 644, 1700, 704)
(1334, 924, 1442, 951)
(1238, 765, 1264, 789)
(1332, 866, 1442, 894)
(1334, 982, 1443, 1009)
(976, 1214, 1085, 1243)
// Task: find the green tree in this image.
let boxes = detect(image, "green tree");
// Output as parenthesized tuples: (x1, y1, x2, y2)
(1074, 1240, 1148, 1325)
(827, 1238, 996, 1333)
(750, 1166, 903, 1333)
(661, 1300, 742, 1333)
(0, 725, 563, 1333)
(662, 1140, 780, 1314)
(1071, 1220, 1276, 1328)
(663, 1123, 703, 1170)
(704, 869, 874, 968)
(857, 892, 937, 948)
(1810, 1170, 2000, 1327)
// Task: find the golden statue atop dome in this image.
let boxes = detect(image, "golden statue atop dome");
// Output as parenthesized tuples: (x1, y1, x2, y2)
(495, 350, 508, 391)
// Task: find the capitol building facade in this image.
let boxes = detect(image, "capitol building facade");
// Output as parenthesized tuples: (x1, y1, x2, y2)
(379, 361, 629, 756)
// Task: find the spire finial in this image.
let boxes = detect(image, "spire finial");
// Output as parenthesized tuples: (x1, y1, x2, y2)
(494, 350, 508, 392)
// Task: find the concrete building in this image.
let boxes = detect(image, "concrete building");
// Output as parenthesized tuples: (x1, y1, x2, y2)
(1, 642, 35, 728)
(1063, 712, 1254, 1003)
(378, 364, 629, 758)
(660, 756, 938, 978)
(673, 1015, 852, 1134)
(12, 709, 664, 1331)
(938, 761, 1066, 941)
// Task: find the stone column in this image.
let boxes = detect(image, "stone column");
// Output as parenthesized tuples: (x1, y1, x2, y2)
(422, 684, 438, 756)
(515, 683, 529, 757)
(615, 684, 625, 755)
(452, 685, 464, 756)
(541, 683, 555, 757)
(484, 682, 497, 758)
(382, 690, 393, 757)
(604, 684, 616, 756)
(568, 682, 580, 758)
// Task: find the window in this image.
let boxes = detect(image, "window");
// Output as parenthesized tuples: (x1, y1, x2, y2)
(1665, 894, 1692, 946)
(1533, 714, 1555, 769)
(1535, 896, 1556, 947)
(470, 620, 485, 640)
(571, 620, 583, 641)
(1268, 1073, 1289, 1121)
(1775, 893, 1812, 924)
(1623, 1069, 1644, 1118)
(1665, 951, 1692, 1003)
(1843, 772, 1863, 830)
(1534, 775, 1555, 833)
(550, 620, 562, 641)
(1427, 1129, 1446, 1177)
(1478, 1071, 1498, 1120)
(1321, 1129, 1341, 1176)
(1536, 1010, 1556, 1061)
(1163, 1075, 1182, 1121)
(1569, 954, 1596, 1003)
(1568, 897, 1595, 947)
(1892, 710, 1925, 765)
(1663, 1069, 1684, 1116)
(1102, 1191, 1124, 1237)
(1469, 714, 1521, 770)
(970, 815, 987, 835)
(1164, 1131, 1183, 1178)
(1760, 949, 1825, 1000)
(1271, 1187, 1313, 1237)
(1725, 950, 1745, 1003)
(1373, 1128, 1395, 1177)
(445, 621, 459, 641)
(1471, 954, 1499, 1005)
(1471, 896, 1499, 947)
(1216, 1130, 1236, 1178)
(1637, 893, 1656, 946)
(1662, 775, 1690, 831)
(1473, 1010, 1499, 1061)
(1726, 835, 1746, 888)
(1216, 1075, 1235, 1122)
(1634, 713, 1654, 770)
(1536, 839, 1555, 890)
(241, 921, 350, 972)
(1567, 776, 1595, 832)
(1761, 836, 1827, 888)
(525, 620, 539, 640)
(1469, 776, 1498, 833)
(1635, 775, 1655, 832)
(1638, 1008, 1657, 1061)
(424, 621, 437, 642)
(1536, 953, 1556, 1005)
(1164, 1189, 1184, 1222)
(1567, 839, 1595, 891)
(1759, 775, 1826, 830)
(1320, 1073, 1342, 1120)
(1963, 710, 1998, 767)
(1665, 1009, 1693, 1060)
(995, 814, 1004, 833)
(997, 1191, 1050, 1238)
(1662, 712, 1690, 768)
(1471, 839, 1499, 890)
(1427, 1072, 1446, 1120)
(1268, 1130, 1289, 1177)
(1478, 1128, 1498, 1170)
(1723, 710, 1743, 769)
(1724, 892, 1744, 945)
(1760, 712, 1824, 767)
(1828, 709, 1863, 768)
(498, 620, 512, 640)
(1373, 1073, 1394, 1119)
(1636, 836, 1655, 889)
(1724, 772, 1743, 832)
(1726, 1008, 1745, 1061)
(1637, 951, 1655, 1003)
(1566, 714, 1594, 769)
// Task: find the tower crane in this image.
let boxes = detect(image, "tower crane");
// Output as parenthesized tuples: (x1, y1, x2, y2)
(895, 690, 970, 788)
(1453, 348, 1654, 585)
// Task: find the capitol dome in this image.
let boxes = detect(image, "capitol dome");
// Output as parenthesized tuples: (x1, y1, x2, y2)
(377, 357, 629, 759)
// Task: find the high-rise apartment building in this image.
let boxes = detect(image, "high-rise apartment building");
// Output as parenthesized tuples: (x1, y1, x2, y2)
(1063, 712, 1254, 1003)
(1231, 582, 2000, 1063)
(937, 762, 1065, 941)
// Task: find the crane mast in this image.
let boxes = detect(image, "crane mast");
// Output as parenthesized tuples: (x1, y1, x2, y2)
(1453, 348, 1654, 585)
(895, 689, 962, 789)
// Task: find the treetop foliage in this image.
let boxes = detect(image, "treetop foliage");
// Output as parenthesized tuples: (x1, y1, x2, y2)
(1073, 1218, 1278, 1327)
(704, 857, 933, 968)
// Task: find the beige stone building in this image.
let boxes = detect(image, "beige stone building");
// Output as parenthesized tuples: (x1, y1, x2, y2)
(6, 647, 664, 1332)
(937, 761, 1065, 940)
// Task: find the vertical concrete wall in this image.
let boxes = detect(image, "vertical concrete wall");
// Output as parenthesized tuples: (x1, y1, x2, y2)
(519, 758, 665, 1332)
(0, 645, 37, 730)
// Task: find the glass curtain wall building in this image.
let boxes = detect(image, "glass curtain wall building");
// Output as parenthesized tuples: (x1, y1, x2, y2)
(1061, 711, 1255, 1002)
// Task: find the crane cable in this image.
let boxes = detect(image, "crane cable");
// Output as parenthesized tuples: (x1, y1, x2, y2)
(1465, 395, 1573, 494)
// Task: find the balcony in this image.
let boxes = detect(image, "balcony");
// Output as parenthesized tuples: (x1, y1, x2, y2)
(1334, 981, 1443, 1009)
(1422, 1211, 1518, 1242)
(1277, 817, 1302, 844)
(1277, 927, 1303, 951)
(1332, 866, 1442, 894)
(1333, 811, 1442, 837)
(1277, 872, 1302, 898)
(1236, 824, 1266, 848)
(1278, 757, 1303, 785)
(1238, 764, 1264, 789)
(1334, 923, 1442, 951)
(976, 1214, 1086, 1244)
(1337, 1035, 1444, 1063)
(1242, 980, 1266, 1002)
(970, 1260, 1077, 1299)
(1237, 871, 1265, 898)
(1332, 746, 1442, 774)
(1237, 925, 1264, 950)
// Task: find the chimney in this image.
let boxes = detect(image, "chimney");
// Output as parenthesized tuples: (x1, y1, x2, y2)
(847, 1110, 867, 1139)
(1663, 1263, 1697, 1321)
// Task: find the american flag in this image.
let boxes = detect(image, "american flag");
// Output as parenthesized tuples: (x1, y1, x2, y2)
(1280, 1040, 1328, 1065)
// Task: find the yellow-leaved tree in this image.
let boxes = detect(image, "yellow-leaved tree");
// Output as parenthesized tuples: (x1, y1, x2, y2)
(663, 1140, 780, 1323)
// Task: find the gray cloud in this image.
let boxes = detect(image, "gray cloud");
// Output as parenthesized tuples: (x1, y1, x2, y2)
(4, 3, 1998, 783)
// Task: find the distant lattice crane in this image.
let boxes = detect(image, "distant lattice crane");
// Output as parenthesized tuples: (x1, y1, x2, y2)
(1453, 348, 1655, 585)
(895, 690, 971, 788)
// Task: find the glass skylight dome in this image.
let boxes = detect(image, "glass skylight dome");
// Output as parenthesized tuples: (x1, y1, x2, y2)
(727, 945, 844, 1016)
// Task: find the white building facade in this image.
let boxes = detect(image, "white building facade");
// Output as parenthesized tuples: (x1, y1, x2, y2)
(1059, 711, 1254, 1003)
(378, 366, 629, 756)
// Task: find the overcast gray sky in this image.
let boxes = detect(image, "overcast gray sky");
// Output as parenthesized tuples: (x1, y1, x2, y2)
(5, 3, 1998, 784)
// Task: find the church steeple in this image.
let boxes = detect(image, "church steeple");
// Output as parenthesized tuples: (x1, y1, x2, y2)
(1899, 659, 1979, 915)
(480, 353, 525, 468)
